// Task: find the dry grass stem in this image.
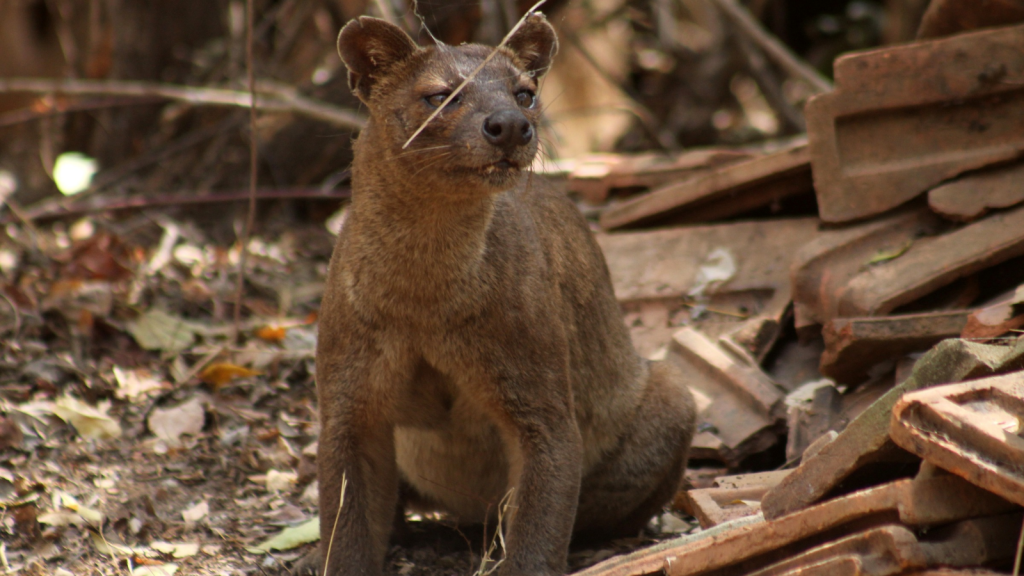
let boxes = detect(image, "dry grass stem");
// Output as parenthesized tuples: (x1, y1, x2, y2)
(401, 0, 549, 149)
(474, 488, 515, 576)
(323, 474, 349, 574)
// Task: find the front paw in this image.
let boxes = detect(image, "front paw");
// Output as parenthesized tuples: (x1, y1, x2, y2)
(289, 549, 322, 575)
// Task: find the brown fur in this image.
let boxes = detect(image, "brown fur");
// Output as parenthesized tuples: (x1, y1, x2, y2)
(315, 14, 696, 576)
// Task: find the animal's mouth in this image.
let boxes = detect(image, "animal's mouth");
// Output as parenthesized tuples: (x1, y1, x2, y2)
(481, 159, 521, 173)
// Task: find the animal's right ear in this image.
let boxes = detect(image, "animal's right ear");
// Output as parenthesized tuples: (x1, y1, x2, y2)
(337, 17, 419, 101)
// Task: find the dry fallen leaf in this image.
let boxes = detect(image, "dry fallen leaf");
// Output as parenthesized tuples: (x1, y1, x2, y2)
(37, 510, 85, 527)
(50, 491, 104, 527)
(132, 561, 180, 569)
(89, 530, 152, 557)
(42, 279, 114, 318)
(256, 325, 288, 343)
(181, 500, 209, 524)
(265, 469, 298, 493)
(62, 231, 134, 281)
(962, 287, 1024, 339)
(199, 362, 262, 387)
(52, 396, 122, 440)
(114, 366, 167, 401)
(150, 541, 199, 558)
(148, 397, 205, 447)
(132, 565, 179, 576)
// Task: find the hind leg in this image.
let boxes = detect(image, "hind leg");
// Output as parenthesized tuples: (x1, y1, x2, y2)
(573, 360, 696, 542)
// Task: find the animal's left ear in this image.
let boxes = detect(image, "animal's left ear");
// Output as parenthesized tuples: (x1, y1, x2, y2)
(504, 13, 559, 79)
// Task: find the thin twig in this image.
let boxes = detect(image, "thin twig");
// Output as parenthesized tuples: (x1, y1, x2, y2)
(402, 0, 550, 149)
(374, 0, 399, 26)
(44, 114, 243, 212)
(0, 77, 367, 130)
(0, 291, 21, 338)
(733, 33, 805, 133)
(234, 0, 260, 343)
(0, 95, 164, 129)
(175, 346, 228, 386)
(0, 194, 44, 251)
(710, 0, 832, 94)
(10, 187, 349, 223)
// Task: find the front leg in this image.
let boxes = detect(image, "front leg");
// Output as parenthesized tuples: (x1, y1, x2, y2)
(316, 333, 413, 576)
(499, 403, 583, 576)
(462, 332, 583, 576)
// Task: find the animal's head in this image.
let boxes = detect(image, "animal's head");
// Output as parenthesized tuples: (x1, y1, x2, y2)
(337, 14, 558, 191)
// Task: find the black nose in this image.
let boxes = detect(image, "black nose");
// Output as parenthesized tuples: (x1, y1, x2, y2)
(482, 110, 533, 148)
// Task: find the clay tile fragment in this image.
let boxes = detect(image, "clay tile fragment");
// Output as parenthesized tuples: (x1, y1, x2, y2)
(928, 161, 1024, 222)
(806, 23, 1024, 223)
(574, 474, 1014, 576)
(890, 370, 1024, 507)
(762, 337, 1024, 520)
(600, 140, 811, 230)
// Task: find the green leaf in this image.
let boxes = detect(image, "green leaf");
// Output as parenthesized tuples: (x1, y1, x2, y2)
(247, 516, 320, 553)
(867, 240, 913, 265)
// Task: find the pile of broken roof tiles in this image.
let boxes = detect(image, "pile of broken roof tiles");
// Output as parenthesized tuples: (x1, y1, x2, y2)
(563, 4, 1024, 574)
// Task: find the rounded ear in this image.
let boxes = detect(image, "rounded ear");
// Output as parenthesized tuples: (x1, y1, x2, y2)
(337, 17, 419, 101)
(504, 13, 559, 79)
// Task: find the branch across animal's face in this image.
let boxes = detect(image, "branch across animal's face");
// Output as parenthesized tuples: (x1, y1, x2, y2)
(337, 15, 559, 190)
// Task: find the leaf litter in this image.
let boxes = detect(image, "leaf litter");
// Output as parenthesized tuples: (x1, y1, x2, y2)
(0, 212, 336, 575)
(0, 206, 691, 576)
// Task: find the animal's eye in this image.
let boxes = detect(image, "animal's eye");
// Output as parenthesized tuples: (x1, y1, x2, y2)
(515, 90, 536, 109)
(425, 92, 459, 108)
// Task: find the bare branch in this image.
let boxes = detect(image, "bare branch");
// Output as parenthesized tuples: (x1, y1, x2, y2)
(0, 77, 367, 131)
(711, 0, 833, 94)
(374, 0, 399, 27)
(234, 0, 260, 343)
